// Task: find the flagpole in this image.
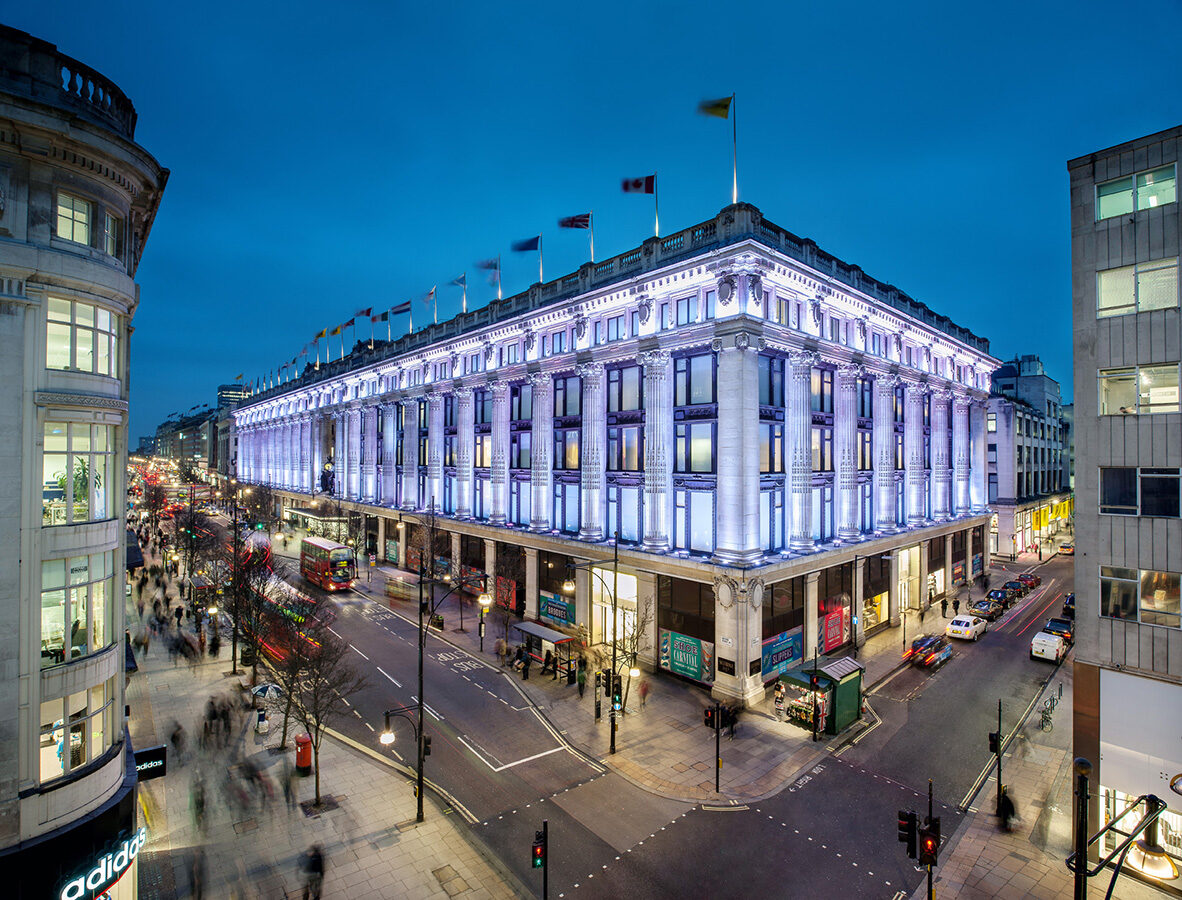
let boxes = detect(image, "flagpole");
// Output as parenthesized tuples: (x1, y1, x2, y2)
(538, 233, 543, 284)
(732, 92, 738, 204)
(409, 306, 414, 335)
(462, 273, 468, 314)
(655, 171, 660, 238)
(369, 316, 374, 350)
(590, 211, 595, 263)
(386, 314, 391, 342)
(497, 255, 502, 300)
(433, 287, 438, 325)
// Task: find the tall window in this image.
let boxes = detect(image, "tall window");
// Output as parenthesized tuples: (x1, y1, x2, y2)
(39, 677, 116, 783)
(760, 423, 784, 473)
(1099, 365, 1180, 414)
(811, 426, 834, 471)
(758, 355, 785, 407)
(607, 365, 642, 412)
(1100, 467, 1180, 517)
(674, 489, 714, 552)
(1097, 259, 1179, 317)
(674, 354, 715, 406)
(554, 375, 581, 416)
(606, 484, 641, 542)
(606, 314, 625, 342)
(608, 426, 642, 471)
(674, 423, 714, 473)
(40, 551, 115, 667)
(474, 389, 493, 424)
(1096, 165, 1176, 220)
(1101, 566, 1180, 628)
(102, 212, 122, 259)
(676, 295, 698, 326)
(43, 422, 115, 525)
(810, 368, 834, 413)
(56, 193, 91, 244)
(511, 383, 532, 421)
(46, 298, 120, 376)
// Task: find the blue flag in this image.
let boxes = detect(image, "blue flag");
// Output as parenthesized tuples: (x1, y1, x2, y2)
(511, 235, 540, 252)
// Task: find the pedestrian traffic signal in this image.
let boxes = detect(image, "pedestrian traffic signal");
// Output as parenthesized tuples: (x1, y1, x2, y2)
(531, 831, 545, 869)
(897, 809, 918, 859)
(423, 735, 432, 757)
(704, 707, 716, 729)
(988, 731, 1000, 754)
(918, 821, 940, 866)
(611, 675, 623, 711)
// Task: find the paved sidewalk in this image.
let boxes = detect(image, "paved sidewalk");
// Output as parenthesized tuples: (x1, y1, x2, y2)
(128, 541, 520, 900)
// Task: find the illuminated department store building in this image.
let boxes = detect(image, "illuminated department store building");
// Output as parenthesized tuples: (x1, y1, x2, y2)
(236, 201, 997, 704)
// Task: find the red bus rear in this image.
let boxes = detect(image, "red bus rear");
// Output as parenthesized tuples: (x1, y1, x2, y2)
(300, 537, 357, 591)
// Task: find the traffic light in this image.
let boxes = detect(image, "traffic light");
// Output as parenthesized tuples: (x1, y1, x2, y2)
(988, 731, 1000, 754)
(531, 831, 545, 869)
(809, 673, 821, 691)
(423, 735, 432, 757)
(918, 818, 941, 866)
(897, 810, 918, 859)
(704, 707, 716, 729)
(611, 674, 623, 711)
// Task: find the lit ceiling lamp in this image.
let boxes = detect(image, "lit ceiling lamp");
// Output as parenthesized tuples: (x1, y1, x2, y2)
(1126, 797, 1179, 882)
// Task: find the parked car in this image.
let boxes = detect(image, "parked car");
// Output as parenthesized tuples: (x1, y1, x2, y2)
(1059, 543, 1075, 556)
(1044, 617, 1075, 645)
(946, 615, 989, 641)
(1016, 573, 1041, 588)
(988, 588, 1016, 608)
(906, 635, 953, 668)
(1062, 593, 1075, 619)
(1031, 631, 1068, 663)
(1003, 580, 1029, 598)
(970, 599, 1004, 621)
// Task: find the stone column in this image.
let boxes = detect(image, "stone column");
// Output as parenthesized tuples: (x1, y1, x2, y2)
(970, 400, 987, 512)
(427, 392, 444, 511)
(804, 571, 820, 661)
(944, 533, 954, 598)
(888, 547, 901, 626)
(362, 406, 379, 502)
(400, 398, 419, 510)
(348, 407, 363, 500)
(715, 334, 762, 563)
(787, 350, 817, 552)
(874, 374, 899, 533)
(310, 415, 323, 493)
(286, 420, 296, 489)
(710, 575, 765, 706)
(853, 560, 866, 649)
(489, 382, 509, 526)
(333, 410, 348, 496)
(905, 381, 927, 527)
(483, 539, 497, 594)
(377, 515, 386, 562)
(455, 388, 474, 518)
(640, 350, 673, 551)
(578, 363, 606, 541)
(835, 364, 861, 541)
(380, 403, 397, 505)
(931, 390, 952, 521)
(523, 547, 538, 620)
(953, 394, 971, 516)
(529, 373, 553, 532)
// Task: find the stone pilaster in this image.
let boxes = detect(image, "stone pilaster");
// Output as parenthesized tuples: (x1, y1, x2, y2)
(640, 350, 673, 551)
(835, 363, 861, 541)
(715, 334, 762, 563)
(400, 398, 418, 510)
(787, 350, 817, 552)
(379, 403, 397, 505)
(362, 405, 378, 502)
(931, 390, 952, 521)
(953, 394, 971, 516)
(455, 388, 474, 518)
(488, 383, 510, 525)
(347, 406, 362, 500)
(970, 399, 987, 512)
(905, 381, 928, 527)
(873, 374, 900, 533)
(529, 373, 553, 532)
(578, 362, 606, 541)
(427, 392, 444, 510)
(710, 575, 767, 706)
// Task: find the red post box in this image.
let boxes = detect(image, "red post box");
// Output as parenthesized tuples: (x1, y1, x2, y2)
(295, 733, 312, 776)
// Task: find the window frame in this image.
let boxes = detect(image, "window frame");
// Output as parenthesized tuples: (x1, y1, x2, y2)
(1096, 164, 1176, 221)
(1097, 258, 1179, 318)
(1099, 364, 1180, 415)
(46, 297, 120, 377)
(56, 192, 92, 245)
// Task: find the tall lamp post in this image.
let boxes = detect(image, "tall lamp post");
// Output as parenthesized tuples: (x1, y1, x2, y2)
(227, 480, 250, 675)
(381, 565, 489, 822)
(562, 530, 637, 755)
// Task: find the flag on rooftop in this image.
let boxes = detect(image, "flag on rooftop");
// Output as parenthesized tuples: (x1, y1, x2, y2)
(450, 273, 466, 287)
(558, 213, 591, 229)
(372, 310, 388, 323)
(622, 175, 655, 194)
(511, 235, 540, 252)
(355, 307, 373, 318)
(698, 95, 733, 118)
(421, 286, 436, 308)
(234, 373, 244, 381)
(391, 300, 411, 315)
(477, 258, 499, 271)
(329, 324, 342, 336)
(314, 328, 327, 340)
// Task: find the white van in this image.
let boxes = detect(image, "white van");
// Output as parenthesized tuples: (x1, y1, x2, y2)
(1030, 631, 1067, 663)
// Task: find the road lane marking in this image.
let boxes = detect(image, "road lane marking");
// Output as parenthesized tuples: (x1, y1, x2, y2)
(350, 644, 370, 660)
(493, 746, 564, 772)
(411, 696, 444, 721)
(377, 666, 402, 688)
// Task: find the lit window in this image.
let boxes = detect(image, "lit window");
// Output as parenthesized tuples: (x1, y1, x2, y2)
(56, 193, 91, 244)
(606, 314, 625, 342)
(46, 297, 120, 376)
(1097, 259, 1178, 317)
(39, 678, 116, 783)
(40, 552, 116, 667)
(1099, 365, 1181, 415)
(42, 422, 115, 526)
(1096, 165, 1176, 221)
(1101, 565, 1181, 628)
(986, 412, 997, 432)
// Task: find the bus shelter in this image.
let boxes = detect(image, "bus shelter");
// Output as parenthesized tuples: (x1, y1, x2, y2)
(512, 621, 577, 677)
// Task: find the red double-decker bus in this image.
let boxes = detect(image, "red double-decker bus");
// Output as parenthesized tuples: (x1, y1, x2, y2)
(300, 537, 357, 591)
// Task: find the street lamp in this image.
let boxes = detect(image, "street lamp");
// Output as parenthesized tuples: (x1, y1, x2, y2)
(378, 565, 488, 822)
(562, 529, 624, 754)
(477, 589, 492, 652)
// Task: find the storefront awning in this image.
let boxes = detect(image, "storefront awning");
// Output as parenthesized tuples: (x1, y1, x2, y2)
(513, 621, 574, 644)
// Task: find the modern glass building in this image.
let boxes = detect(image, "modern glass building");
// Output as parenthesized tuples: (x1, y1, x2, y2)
(236, 201, 996, 705)
(0, 25, 167, 899)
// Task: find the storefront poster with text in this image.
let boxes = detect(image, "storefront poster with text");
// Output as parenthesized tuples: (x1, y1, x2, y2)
(820, 608, 850, 653)
(761, 626, 803, 679)
(539, 590, 574, 625)
(659, 629, 714, 684)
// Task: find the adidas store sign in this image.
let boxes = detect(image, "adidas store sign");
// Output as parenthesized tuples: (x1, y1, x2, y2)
(59, 827, 146, 900)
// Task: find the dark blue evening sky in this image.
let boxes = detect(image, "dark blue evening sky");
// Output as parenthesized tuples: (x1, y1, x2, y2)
(10, 1, 1182, 439)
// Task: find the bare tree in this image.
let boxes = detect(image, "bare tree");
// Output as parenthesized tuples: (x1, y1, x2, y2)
(288, 619, 368, 806)
(242, 483, 280, 534)
(143, 483, 167, 525)
(616, 595, 655, 715)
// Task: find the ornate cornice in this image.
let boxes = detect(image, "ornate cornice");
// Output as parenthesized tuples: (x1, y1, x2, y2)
(35, 391, 128, 412)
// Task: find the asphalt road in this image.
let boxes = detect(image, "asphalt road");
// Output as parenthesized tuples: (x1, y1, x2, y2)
(842, 554, 1074, 811)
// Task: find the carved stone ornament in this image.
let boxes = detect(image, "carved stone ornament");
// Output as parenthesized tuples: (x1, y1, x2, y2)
(639, 348, 671, 369)
(449, 353, 459, 374)
(573, 312, 587, 340)
(857, 317, 868, 341)
(747, 274, 763, 306)
(637, 296, 652, 324)
(734, 332, 750, 351)
(892, 333, 902, 356)
(810, 298, 823, 326)
(523, 328, 536, 352)
(717, 275, 737, 306)
(482, 341, 494, 363)
(713, 574, 740, 609)
(711, 337, 724, 352)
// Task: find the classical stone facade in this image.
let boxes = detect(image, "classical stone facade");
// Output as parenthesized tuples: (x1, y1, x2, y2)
(0, 24, 167, 896)
(236, 202, 995, 705)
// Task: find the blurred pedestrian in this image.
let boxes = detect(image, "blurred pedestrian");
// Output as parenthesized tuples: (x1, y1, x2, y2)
(190, 848, 207, 900)
(773, 681, 787, 721)
(577, 666, 586, 698)
(638, 678, 650, 709)
(282, 760, 296, 812)
(998, 785, 1016, 831)
(941, 597, 948, 618)
(300, 844, 325, 900)
(543, 649, 554, 677)
(952, 598, 961, 617)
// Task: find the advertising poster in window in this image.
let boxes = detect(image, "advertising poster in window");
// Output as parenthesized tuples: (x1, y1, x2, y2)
(952, 561, 966, 584)
(406, 546, 422, 572)
(539, 590, 574, 625)
(972, 553, 983, 577)
(461, 565, 485, 595)
(821, 608, 849, 653)
(384, 540, 399, 566)
(659, 629, 714, 684)
(761, 626, 803, 679)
